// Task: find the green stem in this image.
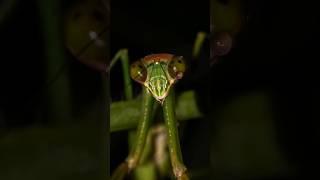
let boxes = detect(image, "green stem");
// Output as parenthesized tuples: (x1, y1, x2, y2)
(163, 90, 188, 179)
(108, 50, 123, 72)
(37, 0, 72, 125)
(192, 31, 207, 58)
(109, 49, 133, 100)
(119, 49, 133, 100)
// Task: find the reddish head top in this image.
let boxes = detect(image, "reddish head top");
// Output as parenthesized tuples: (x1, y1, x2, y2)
(142, 53, 174, 65)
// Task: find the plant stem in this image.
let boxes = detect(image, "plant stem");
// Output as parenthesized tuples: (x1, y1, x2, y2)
(192, 31, 207, 58)
(37, 0, 72, 125)
(109, 49, 133, 100)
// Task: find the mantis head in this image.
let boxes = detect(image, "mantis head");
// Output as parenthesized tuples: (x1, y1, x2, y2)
(130, 53, 186, 104)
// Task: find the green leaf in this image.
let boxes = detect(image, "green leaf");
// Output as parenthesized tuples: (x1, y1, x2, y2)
(110, 90, 203, 132)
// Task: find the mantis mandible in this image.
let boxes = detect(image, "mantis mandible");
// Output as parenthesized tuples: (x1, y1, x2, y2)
(111, 53, 189, 180)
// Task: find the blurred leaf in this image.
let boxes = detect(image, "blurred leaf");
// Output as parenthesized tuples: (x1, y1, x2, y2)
(211, 0, 243, 35)
(134, 162, 157, 180)
(111, 91, 203, 132)
(0, 0, 17, 25)
(0, 123, 106, 180)
(64, 0, 109, 71)
(209, 91, 291, 179)
(175, 91, 203, 121)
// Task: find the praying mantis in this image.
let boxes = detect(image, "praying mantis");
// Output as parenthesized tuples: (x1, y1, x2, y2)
(112, 54, 188, 180)
(110, 32, 208, 180)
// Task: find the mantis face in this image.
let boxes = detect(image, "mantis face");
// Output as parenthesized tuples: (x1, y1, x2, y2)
(130, 53, 186, 104)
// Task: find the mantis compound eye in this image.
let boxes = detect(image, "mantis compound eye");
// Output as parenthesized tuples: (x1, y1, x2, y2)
(168, 56, 186, 80)
(130, 60, 147, 84)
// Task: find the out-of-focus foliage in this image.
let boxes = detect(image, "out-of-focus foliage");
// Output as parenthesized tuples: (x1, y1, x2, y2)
(64, 0, 109, 71)
(1, 0, 109, 179)
(211, 0, 244, 35)
(0, 0, 17, 25)
(0, 122, 106, 180)
(209, 91, 291, 179)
